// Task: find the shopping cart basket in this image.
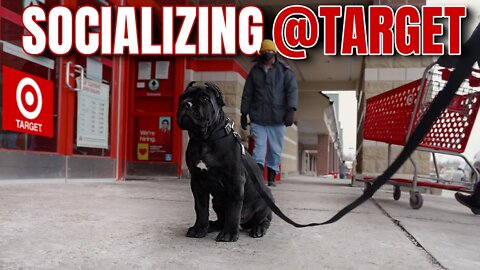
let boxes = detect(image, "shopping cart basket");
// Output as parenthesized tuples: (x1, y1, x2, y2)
(359, 61, 480, 209)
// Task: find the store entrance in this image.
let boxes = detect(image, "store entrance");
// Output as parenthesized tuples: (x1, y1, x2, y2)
(125, 57, 185, 179)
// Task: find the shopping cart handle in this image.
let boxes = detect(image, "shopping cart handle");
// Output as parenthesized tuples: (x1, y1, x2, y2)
(470, 74, 480, 87)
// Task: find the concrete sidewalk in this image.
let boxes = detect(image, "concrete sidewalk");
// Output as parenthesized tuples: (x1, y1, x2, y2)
(0, 176, 478, 270)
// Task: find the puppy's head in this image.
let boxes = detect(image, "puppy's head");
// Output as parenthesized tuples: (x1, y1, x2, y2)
(177, 82, 225, 138)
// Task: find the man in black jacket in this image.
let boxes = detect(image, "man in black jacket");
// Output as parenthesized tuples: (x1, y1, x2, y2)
(240, 39, 299, 186)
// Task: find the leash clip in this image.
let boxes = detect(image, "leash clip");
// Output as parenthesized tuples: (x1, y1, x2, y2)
(225, 118, 245, 155)
(225, 118, 235, 135)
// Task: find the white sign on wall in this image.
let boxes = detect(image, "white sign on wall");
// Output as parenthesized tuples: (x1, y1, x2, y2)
(76, 78, 110, 149)
(155, 61, 170, 79)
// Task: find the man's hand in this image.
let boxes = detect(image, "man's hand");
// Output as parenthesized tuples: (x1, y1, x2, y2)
(284, 108, 295, 127)
(241, 114, 248, 130)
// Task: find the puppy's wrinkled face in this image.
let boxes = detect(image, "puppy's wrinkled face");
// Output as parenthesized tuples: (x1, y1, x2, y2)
(177, 85, 223, 137)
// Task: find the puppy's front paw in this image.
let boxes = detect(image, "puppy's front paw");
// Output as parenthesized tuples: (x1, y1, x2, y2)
(216, 230, 239, 242)
(186, 225, 209, 238)
(208, 220, 223, 233)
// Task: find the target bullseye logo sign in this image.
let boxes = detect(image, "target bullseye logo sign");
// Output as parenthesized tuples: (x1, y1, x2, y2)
(2, 66, 53, 138)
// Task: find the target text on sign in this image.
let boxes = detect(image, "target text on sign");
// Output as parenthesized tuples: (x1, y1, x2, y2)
(273, 5, 466, 59)
(16, 120, 43, 132)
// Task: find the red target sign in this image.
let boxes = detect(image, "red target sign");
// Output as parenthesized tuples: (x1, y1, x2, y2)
(2, 66, 54, 138)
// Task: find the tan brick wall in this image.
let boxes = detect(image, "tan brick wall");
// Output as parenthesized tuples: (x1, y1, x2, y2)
(362, 142, 430, 175)
(366, 55, 434, 68)
(364, 81, 395, 99)
(281, 126, 299, 173)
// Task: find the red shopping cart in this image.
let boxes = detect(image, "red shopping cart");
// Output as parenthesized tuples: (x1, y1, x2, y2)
(358, 62, 480, 209)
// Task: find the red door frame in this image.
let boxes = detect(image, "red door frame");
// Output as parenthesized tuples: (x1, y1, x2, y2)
(113, 56, 130, 180)
(173, 57, 185, 176)
(125, 56, 185, 177)
(56, 0, 77, 155)
(56, 58, 74, 156)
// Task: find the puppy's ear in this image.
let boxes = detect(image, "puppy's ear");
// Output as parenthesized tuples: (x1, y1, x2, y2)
(184, 81, 197, 93)
(205, 82, 225, 107)
(180, 81, 197, 100)
(185, 81, 197, 90)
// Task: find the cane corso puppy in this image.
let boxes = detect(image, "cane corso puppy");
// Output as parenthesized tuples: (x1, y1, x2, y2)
(177, 82, 274, 242)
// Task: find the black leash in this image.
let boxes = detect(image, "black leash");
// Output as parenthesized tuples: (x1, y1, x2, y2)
(243, 23, 480, 227)
(242, 152, 326, 227)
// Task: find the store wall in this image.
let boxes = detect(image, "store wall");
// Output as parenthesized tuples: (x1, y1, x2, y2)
(282, 126, 299, 175)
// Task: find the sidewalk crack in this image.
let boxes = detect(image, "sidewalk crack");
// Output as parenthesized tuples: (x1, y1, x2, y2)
(372, 199, 448, 270)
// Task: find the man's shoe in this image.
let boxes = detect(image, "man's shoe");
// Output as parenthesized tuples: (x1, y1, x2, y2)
(455, 192, 480, 215)
(267, 168, 277, 187)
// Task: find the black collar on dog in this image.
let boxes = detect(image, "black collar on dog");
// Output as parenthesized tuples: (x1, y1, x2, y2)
(190, 118, 246, 156)
(206, 118, 234, 141)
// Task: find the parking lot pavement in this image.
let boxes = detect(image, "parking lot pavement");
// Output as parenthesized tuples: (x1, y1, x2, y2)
(0, 176, 478, 270)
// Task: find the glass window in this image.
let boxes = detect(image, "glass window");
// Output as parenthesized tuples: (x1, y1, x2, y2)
(0, 46, 59, 152)
(65, 0, 116, 157)
(72, 56, 113, 157)
(0, 1, 60, 152)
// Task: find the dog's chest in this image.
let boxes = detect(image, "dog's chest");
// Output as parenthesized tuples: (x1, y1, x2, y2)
(188, 143, 228, 192)
(188, 143, 221, 173)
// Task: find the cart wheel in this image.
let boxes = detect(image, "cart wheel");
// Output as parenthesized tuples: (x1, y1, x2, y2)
(409, 192, 423, 209)
(393, 186, 401, 201)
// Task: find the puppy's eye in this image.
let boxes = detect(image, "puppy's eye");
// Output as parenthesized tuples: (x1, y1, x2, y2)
(200, 96, 209, 102)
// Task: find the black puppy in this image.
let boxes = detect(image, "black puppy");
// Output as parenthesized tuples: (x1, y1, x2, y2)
(177, 82, 274, 242)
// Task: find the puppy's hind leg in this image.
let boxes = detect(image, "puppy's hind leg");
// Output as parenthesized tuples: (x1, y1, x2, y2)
(249, 211, 272, 238)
